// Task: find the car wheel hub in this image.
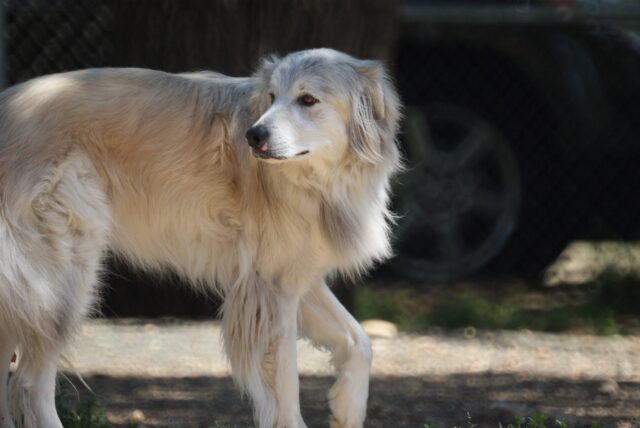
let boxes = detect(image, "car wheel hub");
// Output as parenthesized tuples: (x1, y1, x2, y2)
(392, 104, 522, 280)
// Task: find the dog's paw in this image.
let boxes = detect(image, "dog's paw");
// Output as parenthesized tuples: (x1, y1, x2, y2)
(327, 371, 368, 428)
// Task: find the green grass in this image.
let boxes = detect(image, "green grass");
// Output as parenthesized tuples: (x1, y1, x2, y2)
(356, 271, 640, 334)
(56, 394, 112, 428)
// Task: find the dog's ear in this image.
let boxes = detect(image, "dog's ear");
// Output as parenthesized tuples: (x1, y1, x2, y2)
(249, 55, 280, 118)
(349, 60, 401, 164)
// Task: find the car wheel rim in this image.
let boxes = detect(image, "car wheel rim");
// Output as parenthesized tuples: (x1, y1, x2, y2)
(393, 104, 522, 280)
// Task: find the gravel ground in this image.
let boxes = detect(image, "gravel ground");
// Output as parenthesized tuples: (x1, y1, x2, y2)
(57, 319, 640, 427)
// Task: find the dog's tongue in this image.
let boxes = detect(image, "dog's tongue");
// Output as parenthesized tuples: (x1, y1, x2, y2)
(260, 142, 268, 152)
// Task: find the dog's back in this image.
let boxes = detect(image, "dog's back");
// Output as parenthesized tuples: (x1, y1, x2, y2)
(0, 68, 255, 282)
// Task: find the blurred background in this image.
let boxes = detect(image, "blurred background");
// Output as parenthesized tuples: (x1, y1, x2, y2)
(4, 0, 640, 426)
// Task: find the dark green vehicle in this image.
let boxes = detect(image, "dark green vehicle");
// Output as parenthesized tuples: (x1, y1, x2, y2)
(392, 0, 640, 280)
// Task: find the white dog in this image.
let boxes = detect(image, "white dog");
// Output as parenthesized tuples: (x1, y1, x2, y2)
(0, 48, 401, 428)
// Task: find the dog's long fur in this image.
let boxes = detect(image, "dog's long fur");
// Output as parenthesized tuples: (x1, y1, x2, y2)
(0, 48, 401, 428)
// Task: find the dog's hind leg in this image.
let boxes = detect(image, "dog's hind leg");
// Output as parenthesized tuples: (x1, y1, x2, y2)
(299, 284, 372, 428)
(11, 353, 62, 428)
(0, 332, 16, 428)
(222, 274, 306, 428)
(5, 152, 110, 428)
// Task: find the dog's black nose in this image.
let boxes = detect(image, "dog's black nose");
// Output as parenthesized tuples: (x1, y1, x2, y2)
(245, 125, 270, 149)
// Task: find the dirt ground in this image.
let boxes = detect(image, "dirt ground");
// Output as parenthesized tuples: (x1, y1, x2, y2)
(55, 319, 640, 428)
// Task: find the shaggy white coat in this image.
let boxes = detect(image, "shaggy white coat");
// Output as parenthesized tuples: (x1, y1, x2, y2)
(0, 48, 401, 428)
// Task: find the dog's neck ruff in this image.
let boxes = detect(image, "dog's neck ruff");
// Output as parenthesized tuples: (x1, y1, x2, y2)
(253, 153, 396, 278)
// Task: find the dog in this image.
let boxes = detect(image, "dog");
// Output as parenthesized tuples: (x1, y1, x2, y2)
(0, 48, 401, 428)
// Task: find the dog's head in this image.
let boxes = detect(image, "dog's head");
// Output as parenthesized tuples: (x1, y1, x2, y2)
(247, 49, 400, 166)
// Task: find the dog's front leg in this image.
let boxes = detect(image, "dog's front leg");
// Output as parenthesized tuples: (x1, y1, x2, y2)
(299, 284, 372, 428)
(221, 276, 306, 428)
(261, 293, 306, 428)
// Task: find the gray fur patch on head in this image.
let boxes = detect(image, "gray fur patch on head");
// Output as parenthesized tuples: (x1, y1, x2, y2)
(249, 55, 281, 119)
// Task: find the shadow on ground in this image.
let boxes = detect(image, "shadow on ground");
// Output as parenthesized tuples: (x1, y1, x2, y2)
(59, 373, 640, 427)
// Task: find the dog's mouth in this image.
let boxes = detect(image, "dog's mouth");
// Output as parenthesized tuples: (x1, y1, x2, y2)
(251, 145, 310, 161)
(251, 145, 287, 161)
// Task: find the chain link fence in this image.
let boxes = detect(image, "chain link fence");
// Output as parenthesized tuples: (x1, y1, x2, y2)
(1, 0, 639, 314)
(4, 0, 112, 85)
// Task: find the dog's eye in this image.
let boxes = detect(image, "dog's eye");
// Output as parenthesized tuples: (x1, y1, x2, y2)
(298, 94, 319, 107)
(268, 93, 275, 105)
